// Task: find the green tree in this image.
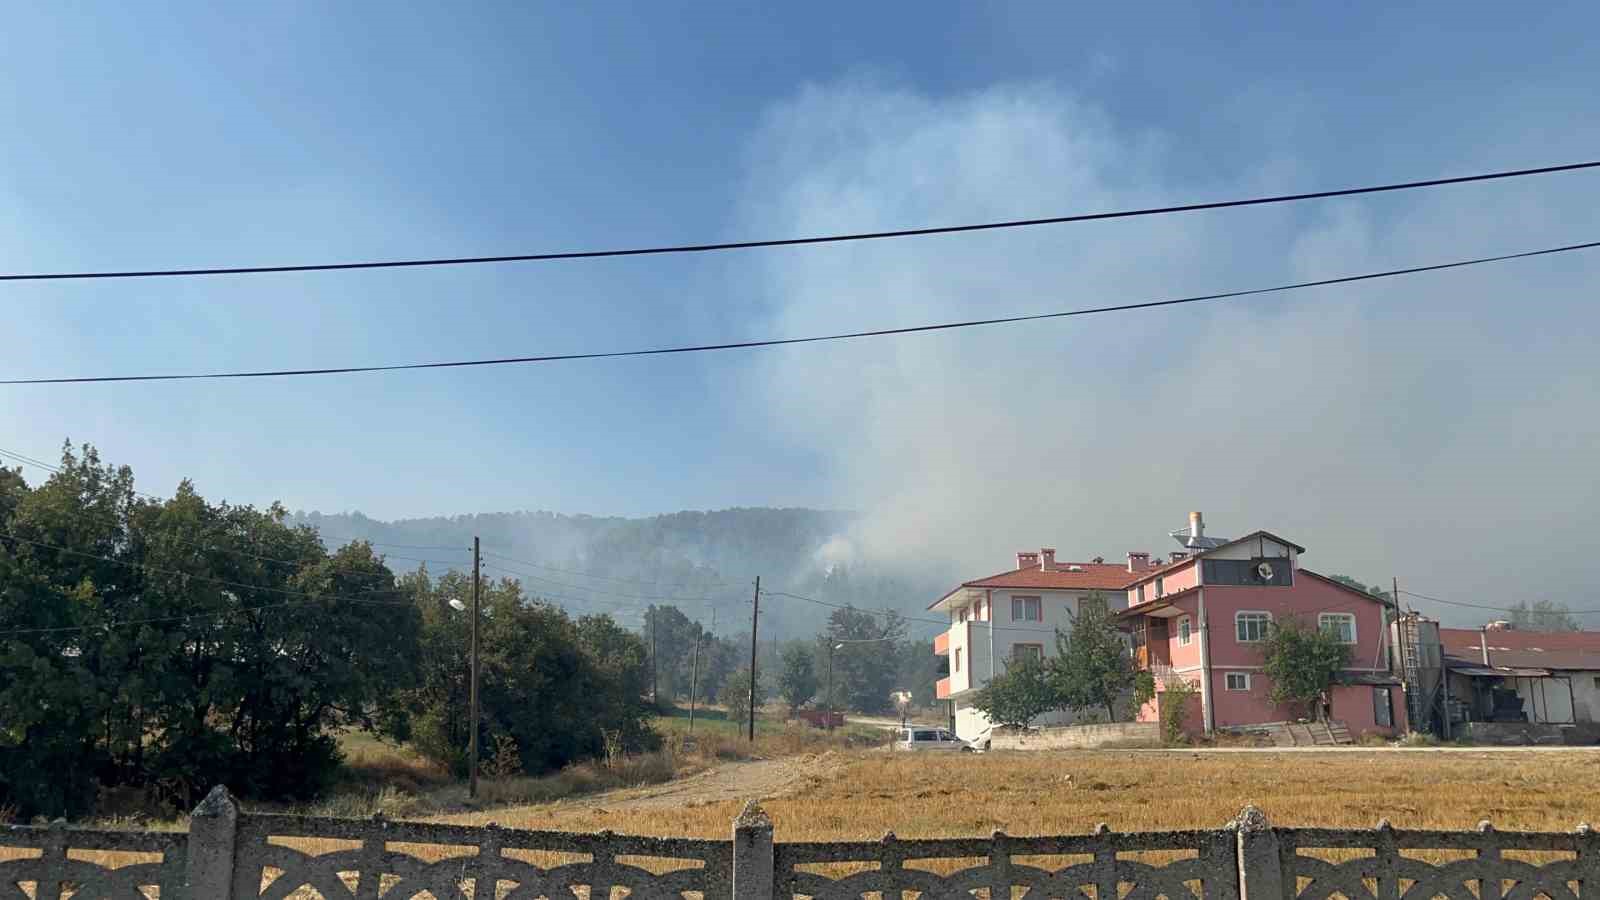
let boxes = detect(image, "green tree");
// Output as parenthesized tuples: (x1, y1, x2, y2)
(1258, 616, 1353, 720)
(575, 614, 659, 753)
(970, 656, 1055, 730)
(1508, 600, 1581, 632)
(1051, 592, 1138, 721)
(823, 606, 906, 714)
(0, 443, 422, 816)
(642, 604, 700, 700)
(1326, 575, 1392, 603)
(697, 636, 741, 705)
(777, 643, 819, 714)
(722, 667, 764, 730)
(389, 572, 658, 779)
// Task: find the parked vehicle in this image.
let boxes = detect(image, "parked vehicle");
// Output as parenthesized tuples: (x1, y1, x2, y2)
(967, 727, 993, 752)
(895, 727, 969, 751)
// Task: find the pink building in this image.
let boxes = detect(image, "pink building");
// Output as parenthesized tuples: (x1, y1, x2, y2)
(1118, 513, 1407, 739)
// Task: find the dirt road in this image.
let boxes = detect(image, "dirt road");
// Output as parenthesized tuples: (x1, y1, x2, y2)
(549, 754, 837, 814)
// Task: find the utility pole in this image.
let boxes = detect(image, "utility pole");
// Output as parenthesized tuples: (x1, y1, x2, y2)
(650, 606, 658, 705)
(469, 536, 481, 801)
(748, 576, 760, 742)
(688, 628, 702, 734)
(826, 641, 839, 733)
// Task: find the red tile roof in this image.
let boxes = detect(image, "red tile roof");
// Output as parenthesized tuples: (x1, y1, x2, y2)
(963, 562, 1142, 590)
(1439, 627, 1600, 671)
(926, 563, 1140, 609)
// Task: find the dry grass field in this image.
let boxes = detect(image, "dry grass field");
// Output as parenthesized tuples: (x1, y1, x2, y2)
(8, 746, 1600, 897)
(431, 748, 1600, 839)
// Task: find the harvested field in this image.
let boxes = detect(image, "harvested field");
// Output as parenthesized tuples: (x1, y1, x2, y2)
(428, 748, 1600, 839)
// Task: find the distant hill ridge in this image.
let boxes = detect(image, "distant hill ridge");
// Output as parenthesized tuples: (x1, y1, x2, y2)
(287, 507, 947, 638)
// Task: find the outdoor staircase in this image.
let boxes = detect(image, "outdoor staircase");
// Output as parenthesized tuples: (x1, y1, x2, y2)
(1261, 720, 1354, 747)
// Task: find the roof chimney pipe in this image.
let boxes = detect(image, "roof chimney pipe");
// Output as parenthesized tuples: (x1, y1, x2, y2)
(1039, 548, 1056, 571)
(1189, 511, 1205, 541)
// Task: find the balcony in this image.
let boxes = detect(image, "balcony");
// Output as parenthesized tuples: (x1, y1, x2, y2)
(935, 677, 952, 700)
(933, 631, 950, 656)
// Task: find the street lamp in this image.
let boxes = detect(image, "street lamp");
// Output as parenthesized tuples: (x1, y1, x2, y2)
(826, 642, 844, 732)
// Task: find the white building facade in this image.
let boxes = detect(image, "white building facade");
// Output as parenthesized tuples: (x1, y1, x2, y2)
(931, 548, 1146, 740)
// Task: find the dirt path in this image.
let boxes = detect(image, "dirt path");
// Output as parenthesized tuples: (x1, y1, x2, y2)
(574, 754, 833, 811)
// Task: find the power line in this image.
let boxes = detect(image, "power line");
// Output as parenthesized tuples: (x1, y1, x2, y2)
(479, 548, 739, 590)
(1398, 588, 1600, 617)
(479, 555, 732, 607)
(8, 237, 1597, 385)
(3, 159, 1595, 283)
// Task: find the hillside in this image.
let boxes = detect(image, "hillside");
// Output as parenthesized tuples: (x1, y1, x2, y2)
(289, 507, 957, 639)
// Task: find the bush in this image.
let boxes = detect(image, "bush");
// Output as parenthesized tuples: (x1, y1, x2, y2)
(1160, 678, 1200, 745)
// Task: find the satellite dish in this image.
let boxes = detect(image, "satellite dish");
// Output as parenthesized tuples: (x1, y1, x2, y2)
(1256, 562, 1275, 582)
(448, 599, 468, 612)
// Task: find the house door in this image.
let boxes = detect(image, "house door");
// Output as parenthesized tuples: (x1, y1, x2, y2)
(1373, 687, 1394, 728)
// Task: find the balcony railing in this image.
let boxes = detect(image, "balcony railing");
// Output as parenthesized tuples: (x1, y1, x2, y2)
(935, 677, 952, 699)
(933, 631, 950, 655)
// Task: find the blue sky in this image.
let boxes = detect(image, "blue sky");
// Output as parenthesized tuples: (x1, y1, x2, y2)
(4, 3, 1599, 618)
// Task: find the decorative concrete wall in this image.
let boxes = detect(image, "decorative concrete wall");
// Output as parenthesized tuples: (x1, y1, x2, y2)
(2, 787, 1596, 898)
(990, 721, 1160, 749)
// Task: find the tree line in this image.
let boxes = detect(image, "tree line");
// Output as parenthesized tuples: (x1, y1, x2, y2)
(0, 445, 657, 818)
(644, 601, 945, 721)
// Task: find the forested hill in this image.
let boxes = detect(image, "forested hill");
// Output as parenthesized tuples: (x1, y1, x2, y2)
(289, 507, 958, 640)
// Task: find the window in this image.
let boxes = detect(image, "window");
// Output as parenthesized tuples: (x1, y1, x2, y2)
(1155, 576, 1165, 598)
(1137, 585, 1146, 604)
(913, 730, 939, 742)
(954, 649, 961, 672)
(1012, 596, 1042, 621)
(1012, 643, 1044, 663)
(975, 599, 985, 620)
(1236, 611, 1272, 642)
(1319, 612, 1357, 643)
(1177, 616, 1192, 646)
(1202, 558, 1292, 586)
(956, 607, 967, 624)
(1225, 672, 1251, 691)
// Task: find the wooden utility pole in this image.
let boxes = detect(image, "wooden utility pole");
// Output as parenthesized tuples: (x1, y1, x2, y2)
(687, 629, 702, 734)
(650, 607, 658, 704)
(469, 535, 480, 800)
(748, 577, 760, 742)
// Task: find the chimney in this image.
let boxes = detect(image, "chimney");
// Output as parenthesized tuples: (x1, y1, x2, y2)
(1039, 548, 1056, 571)
(1170, 551, 1188, 563)
(1017, 551, 1039, 570)
(1189, 511, 1205, 542)
(1127, 551, 1151, 572)
(1479, 628, 1490, 666)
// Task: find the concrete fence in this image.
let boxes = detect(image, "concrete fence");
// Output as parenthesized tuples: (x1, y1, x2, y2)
(2, 785, 1597, 898)
(990, 721, 1160, 750)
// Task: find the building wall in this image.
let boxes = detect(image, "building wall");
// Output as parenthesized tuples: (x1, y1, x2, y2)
(1569, 672, 1600, 724)
(1144, 595, 1203, 670)
(1199, 579, 1388, 671)
(1513, 676, 1575, 724)
(1209, 668, 1301, 727)
(1329, 683, 1409, 737)
(946, 621, 983, 695)
(951, 696, 1082, 742)
(1127, 561, 1199, 607)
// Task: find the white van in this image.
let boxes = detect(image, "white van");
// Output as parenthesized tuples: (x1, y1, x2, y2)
(895, 727, 969, 751)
